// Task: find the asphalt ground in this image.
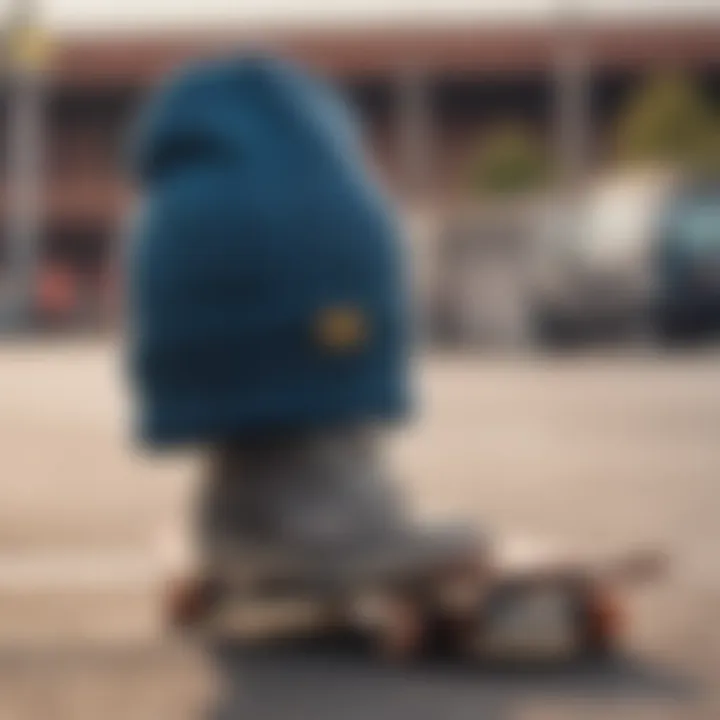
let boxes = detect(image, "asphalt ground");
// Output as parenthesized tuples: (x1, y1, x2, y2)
(0, 341, 718, 719)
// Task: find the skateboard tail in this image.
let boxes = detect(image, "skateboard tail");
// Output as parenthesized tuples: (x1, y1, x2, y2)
(597, 549, 668, 587)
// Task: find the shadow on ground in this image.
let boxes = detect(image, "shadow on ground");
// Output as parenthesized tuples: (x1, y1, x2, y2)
(0, 639, 701, 720)
(210, 639, 698, 720)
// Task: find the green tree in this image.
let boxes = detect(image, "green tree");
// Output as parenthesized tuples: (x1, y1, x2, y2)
(469, 124, 551, 196)
(615, 72, 718, 172)
(693, 127, 720, 177)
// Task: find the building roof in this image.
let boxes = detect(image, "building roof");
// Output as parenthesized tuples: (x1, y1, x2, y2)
(33, 0, 720, 36)
(49, 22, 720, 87)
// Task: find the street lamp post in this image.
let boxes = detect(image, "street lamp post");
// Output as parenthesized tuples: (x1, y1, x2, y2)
(554, 0, 590, 243)
(3, 0, 46, 331)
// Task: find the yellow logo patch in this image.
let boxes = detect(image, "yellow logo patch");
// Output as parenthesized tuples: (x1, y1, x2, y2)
(314, 306, 369, 352)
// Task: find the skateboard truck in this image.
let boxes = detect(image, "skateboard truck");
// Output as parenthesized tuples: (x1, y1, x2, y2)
(163, 545, 667, 665)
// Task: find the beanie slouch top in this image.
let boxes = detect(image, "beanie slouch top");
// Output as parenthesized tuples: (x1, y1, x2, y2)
(126, 56, 410, 446)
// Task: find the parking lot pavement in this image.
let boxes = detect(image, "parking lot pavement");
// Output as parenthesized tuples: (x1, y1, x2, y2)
(0, 341, 719, 718)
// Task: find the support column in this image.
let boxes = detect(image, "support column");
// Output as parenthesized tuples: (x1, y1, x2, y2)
(3, 0, 48, 330)
(396, 65, 433, 205)
(553, 0, 591, 225)
(395, 65, 440, 342)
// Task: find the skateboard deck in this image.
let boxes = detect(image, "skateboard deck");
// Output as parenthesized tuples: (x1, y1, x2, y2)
(163, 533, 666, 664)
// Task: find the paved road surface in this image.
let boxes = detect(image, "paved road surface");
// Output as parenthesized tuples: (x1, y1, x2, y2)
(0, 341, 718, 718)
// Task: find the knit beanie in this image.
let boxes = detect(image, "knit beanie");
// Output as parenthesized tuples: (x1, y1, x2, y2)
(126, 55, 410, 446)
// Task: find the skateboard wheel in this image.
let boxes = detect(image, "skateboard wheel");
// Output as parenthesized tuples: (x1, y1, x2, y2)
(434, 562, 487, 614)
(376, 597, 426, 661)
(467, 578, 593, 662)
(580, 584, 623, 657)
(348, 591, 426, 662)
(165, 577, 220, 629)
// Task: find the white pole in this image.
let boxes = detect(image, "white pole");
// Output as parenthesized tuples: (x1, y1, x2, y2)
(396, 65, 439, 341)
(554, 0, 589, 236)
(3, 0, 44, 331)
(397, 64, 431, 205)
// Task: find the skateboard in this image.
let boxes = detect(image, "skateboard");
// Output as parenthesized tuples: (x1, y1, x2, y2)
(163, 536, 666, 665)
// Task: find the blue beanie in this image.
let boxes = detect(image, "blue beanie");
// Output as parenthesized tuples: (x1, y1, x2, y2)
(126, 56, 410, 446)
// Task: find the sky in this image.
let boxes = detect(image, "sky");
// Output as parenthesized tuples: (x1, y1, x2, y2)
(0, 0, 718, 35)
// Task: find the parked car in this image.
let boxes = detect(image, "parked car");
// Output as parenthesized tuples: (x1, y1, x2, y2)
(652, 180, 720, 343)
(530, 170, 679, 347)
(431, 205, 539, 349)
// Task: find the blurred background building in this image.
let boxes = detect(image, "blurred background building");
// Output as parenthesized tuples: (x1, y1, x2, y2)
(0, 0, 719, 336)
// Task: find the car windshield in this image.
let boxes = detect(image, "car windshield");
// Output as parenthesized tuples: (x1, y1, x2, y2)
(667, 199, 720, 255)
(578, 181, 667, 264)
(537, 176, 672, 267)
